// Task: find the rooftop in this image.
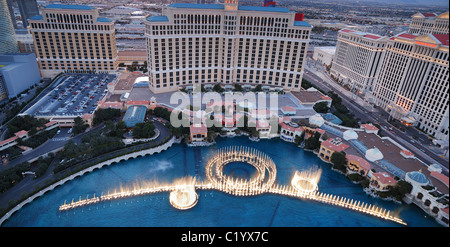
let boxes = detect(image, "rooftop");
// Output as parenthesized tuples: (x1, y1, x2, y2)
(123, 105, 147, 128)
(431, 34, 449, 46)
(97, 17, 112, 23)
(190, 124, 208, 134)
(168, 3, 224, 10)
(346, 154, 371, 171)
(339, 29, 385, 40)
(372, 172, 397, 185)
(146, 16, 169, 22)
(167, 3, 290, 13)
(29, 15, 43, 20)
(321, 137, 349, 153)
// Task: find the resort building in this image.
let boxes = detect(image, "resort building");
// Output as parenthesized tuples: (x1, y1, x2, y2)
(371, 32, 449, 141)
(117, 50, 147, 67)
(28, 4, 118, 78)
(409, 12, 449, 35)
(361, 123, 379, 134)
(256, 120, 273, 139)
(144, 0, 311, 93)
(318, 137, 349, 162)
(280, 106, 296, 116)
(312, 46, 336, 67)
(330, 28, 387, 98)
(404, 170, 449, 225)
(369, 172, 397, 192)
(123, 105, 147, 128)
(346, 154, 371, 176)
(190, 123, 208, 143)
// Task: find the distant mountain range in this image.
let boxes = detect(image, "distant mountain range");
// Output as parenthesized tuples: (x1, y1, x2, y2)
(349, 0, 449, 7)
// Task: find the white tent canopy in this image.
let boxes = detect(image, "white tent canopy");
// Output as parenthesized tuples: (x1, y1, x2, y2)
(365, 147, 383, 162)
(343, 129, 358, 140)
(309, 114, 325, 127)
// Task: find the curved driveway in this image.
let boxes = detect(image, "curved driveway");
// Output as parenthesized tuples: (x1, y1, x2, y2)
(0, 119, 170, 212)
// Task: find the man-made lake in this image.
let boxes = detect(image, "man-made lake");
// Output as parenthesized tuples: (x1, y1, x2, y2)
(2, 137, 441, 227)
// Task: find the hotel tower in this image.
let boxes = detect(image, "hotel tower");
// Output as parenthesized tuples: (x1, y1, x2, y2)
(144, 0, 311, 93)
(330, 29, 387, 98)
(371, 32, 449, 141)
(29, 4, 118, 78)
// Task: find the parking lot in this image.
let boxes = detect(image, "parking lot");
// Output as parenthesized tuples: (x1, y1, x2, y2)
(27, 73, 116, 117)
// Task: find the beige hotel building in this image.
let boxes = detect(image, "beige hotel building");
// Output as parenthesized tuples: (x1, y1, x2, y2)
(409, 11, 449, 35)
(371, 32, 449, 141)
(330, 28, 387, 98)
(29, 4, 118, 78)
(144, 0, 312, 93)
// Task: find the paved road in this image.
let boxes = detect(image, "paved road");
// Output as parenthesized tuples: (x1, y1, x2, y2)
(0, 119, 170, 211)
(303, 65, 448, 175)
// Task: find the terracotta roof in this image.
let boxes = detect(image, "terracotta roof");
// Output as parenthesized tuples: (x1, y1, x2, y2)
(364, 34, 382, 40)
(372, 172, 397, 185)
(100, 101, 124, 109)
(190, 124, 207, 134)
(14, 130, 28, 138)
(340, 29, 355, 33)
(442, 207, 449, 215)
(361, 123, 379, 131)
(315, 128, 326, 135)
(126, 100, 150, 105)
(421, 12, 437, 17)
(400, 150, 414, 157)
(431, 34, 449, 46)
(346, 154, 371, 171)
(321, 138, 349, 153)
(0, 136, 18, 146)
(256, 120, 270, 129)
(45, 121, 58, 127)
(281, 106, 296, 112)
(430, 172, 449, 188)
(397, 33, 419, 40)
(281, 122, 303, 132)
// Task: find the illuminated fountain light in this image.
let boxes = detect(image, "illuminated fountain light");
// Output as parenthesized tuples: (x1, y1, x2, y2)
(291, 166, 322, 195)
(169, 177, 199, 210)
(205, 146, 277, 195)
(58, 147, 407, 226)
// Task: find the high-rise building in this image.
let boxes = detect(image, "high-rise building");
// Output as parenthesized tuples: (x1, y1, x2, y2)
(29, 4, 118, 78)
(0, 0, 20, 54)
(409, 12, 449, 35)
(330, 29, 387, 98)
(371, 32, 449, 141)
(144, 0, 311, 93)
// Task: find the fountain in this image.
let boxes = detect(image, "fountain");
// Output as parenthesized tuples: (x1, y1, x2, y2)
(58, 146, 407, 225)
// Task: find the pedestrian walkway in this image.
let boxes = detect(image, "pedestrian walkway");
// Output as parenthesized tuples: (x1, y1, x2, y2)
(51, 137, 69, 142)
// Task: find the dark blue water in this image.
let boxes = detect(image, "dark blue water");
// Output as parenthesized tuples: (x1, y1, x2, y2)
(2, 137, 441, 227)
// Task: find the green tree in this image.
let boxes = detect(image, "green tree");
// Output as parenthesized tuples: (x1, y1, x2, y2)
(313, 101, 330, 113)
(304, 133, 321, 150)
(213, 84, 224, 93)
(234, 84, 243, 92)
(389, 180, 413, 202)
(73, 116, 87, 135)
(330, 151, 347, 173)
(294, 132, 305, 145)
(93, 108, 121, 125)
(253, 84, 262, 92)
